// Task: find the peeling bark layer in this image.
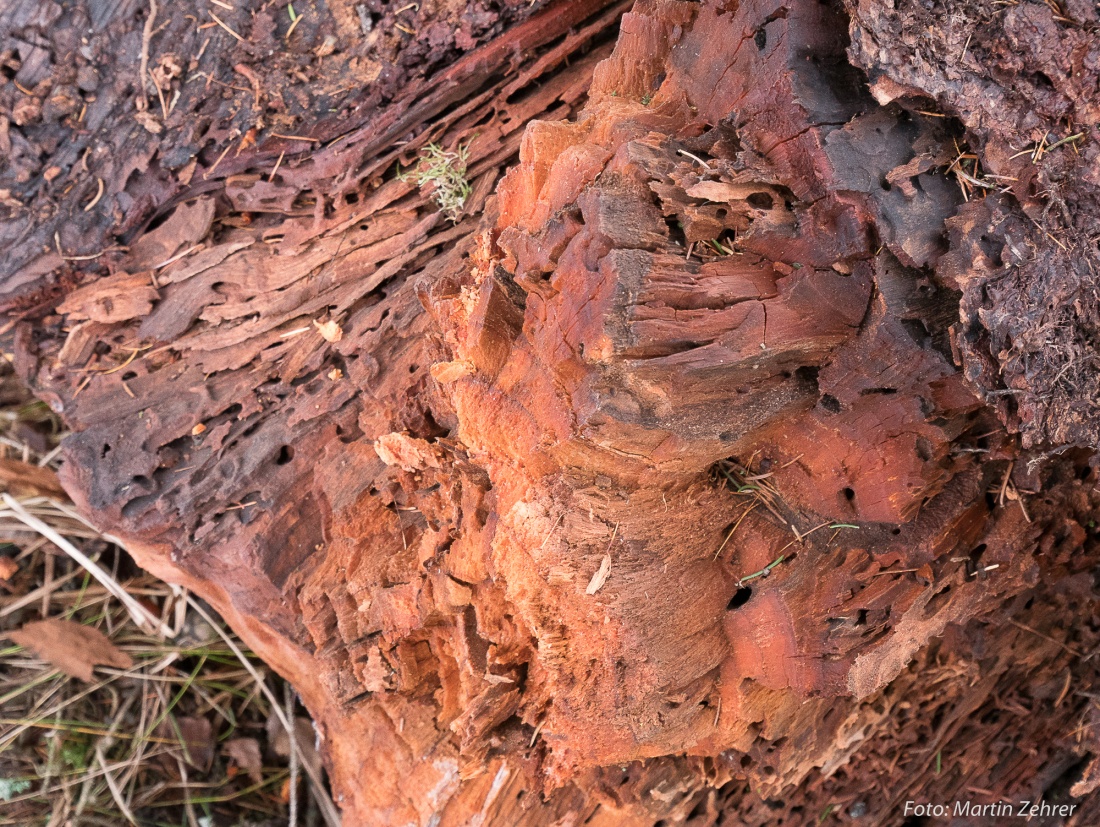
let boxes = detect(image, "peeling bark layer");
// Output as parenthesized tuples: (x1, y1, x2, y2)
(4, 0, 1100, 824)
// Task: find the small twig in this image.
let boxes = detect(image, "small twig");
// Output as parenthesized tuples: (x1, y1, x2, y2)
(269, 150, 286, 182)
(54, 231, 120, 261)
(676, 149, 712, 170)
(234, 63, 262, 109)
(270, 132, 320, 143)
(868, 567, 919, 578)
(286, 8, 305, 39)
(528, 718, 544, 748)
(286, 682, 300, 827)
(154, 71, 168, 120)
(93, 344, 152, 376)
(775, 520, 858, 556)
(1044, 131, 1085, 152)
(154, 243, 201, 271)
(210, 11, 246, 42)
(1032, 131, 1050, 162)
(279, 326, 312, 339)
(714, 502, 758, 560)
(83, 177, 105, 212)
(1008, 618, 1083, 659)
(539, 512, 565, 550)
(1056, 669, 1073, 708)
(193, 70, 252, 95)
(951, 163, 999, 190)
(41, 549, 53, 618)
(139, 0, 158, 110)
(202, 142, 233, 180)
(1023, 211, 1068, 251)
(997, 461, 1013, 507)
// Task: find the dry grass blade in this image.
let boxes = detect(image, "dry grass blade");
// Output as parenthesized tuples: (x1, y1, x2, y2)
(185, 594, 342, 827)
(0, 494, 172, 637)
(714, 457, 790, 525)
(95, 748, 138, 825)
(1, 566, 323, 825)
(1, 365, 331, 826)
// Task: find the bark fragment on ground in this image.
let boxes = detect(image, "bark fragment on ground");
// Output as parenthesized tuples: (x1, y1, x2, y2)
(4, 0, 1100, 825)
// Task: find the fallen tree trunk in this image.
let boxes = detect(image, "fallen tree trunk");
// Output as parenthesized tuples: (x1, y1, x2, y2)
(4, 0, 1100, 824)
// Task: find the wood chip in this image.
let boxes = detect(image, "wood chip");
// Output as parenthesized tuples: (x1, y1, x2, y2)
(373, 432, 443, 472)
(586, 554, 611, 595)
(124, 198, 215, 271)
(430, 360, 473, 384)
(314, 319, 343, 342)
(56, 272, 160, 324)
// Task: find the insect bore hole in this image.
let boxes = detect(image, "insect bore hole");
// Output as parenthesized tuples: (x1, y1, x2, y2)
(727, 586, 753, 610)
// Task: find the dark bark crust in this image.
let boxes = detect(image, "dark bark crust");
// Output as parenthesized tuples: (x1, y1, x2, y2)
(0, 0, 606, 309)
(3, 0, 1100, 825)
(849, 0, 1100, 448)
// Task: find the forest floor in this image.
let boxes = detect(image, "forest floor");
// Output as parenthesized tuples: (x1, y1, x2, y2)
(0, 362, 331, 827)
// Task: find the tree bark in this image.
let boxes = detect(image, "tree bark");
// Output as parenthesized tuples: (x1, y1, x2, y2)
(4, 0, 1100, 824)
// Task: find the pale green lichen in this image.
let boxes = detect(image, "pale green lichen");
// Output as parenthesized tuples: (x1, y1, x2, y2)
(0, 778, 32, 801)
(398, 142, 472, 221)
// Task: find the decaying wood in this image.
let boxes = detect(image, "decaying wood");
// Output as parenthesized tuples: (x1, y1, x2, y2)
(4, 0, 1100, 824)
